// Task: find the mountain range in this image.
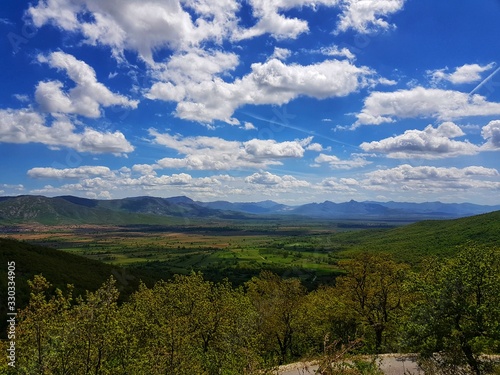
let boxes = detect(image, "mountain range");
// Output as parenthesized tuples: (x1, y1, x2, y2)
(0, 195, 499, 225)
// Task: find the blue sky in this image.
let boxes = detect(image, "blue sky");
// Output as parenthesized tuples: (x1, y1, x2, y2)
(1, 0, 499, 204)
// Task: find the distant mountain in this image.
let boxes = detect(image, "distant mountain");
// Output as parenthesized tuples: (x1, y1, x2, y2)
(199, 199, 290, 214)
(290, 200, 393, 218)
(0, 195, 101, 225)
(365, 200, 500, 217)
(0, 195, 186, 225)
(93, 196, 220, 217)
(0, 195, 498, 225)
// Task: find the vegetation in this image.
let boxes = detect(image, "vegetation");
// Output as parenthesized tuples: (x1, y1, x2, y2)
(0, 211, 499, 373)
(1, 244, 499, 374)
(2, 211, 498, 291)
(404, 244, 500, 374)
(335, 253, 410, 352)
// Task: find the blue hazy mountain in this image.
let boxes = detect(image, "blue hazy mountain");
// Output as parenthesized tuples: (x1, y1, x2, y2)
(0, 195, 498, 225)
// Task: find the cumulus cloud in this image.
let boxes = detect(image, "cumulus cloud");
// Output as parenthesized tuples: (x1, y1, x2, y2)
(306, 143, 325, 152)
(152, 49, 239, 85)
(243, 122, 256, 130)
(481, 120, 500, 150)
(320, 45, 356, 60)
(0, 184, 24, 192)
(36, 51, 138, 118)
(235, 0, 340, 40)
(27, 0, 402, 126)
(271, 47, 292, 61)
(245, 171, 310, 188)
(28, 0, 405, 63)
(244, 139, 307, 158)
(0, 109, 134, 154)
(320, 177, 359, 192)
(360, 122, 479, 158)
(28, 166, 114, 179)
(354, 87, 500, 127)
(28, 169, 238, 200)
(335, 0, 406, 34)
(314, 153, 371, 169)
(28, 0, 240, 63)
(149, 129, 310, 170)
(364, 164, 499, 192)
(428, 63, 495, 85)
(148, 58, 380, 124)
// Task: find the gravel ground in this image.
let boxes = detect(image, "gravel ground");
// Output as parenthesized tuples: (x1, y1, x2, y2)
(278, 354, 423, 375)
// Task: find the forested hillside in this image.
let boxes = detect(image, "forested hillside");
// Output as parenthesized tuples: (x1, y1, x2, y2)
(328, 210, 500, 262)
(1, 245, 499, 374)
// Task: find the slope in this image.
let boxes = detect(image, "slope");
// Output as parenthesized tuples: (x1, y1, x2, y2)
(332, 210, 500, 263)
(0, 195, 185, 225)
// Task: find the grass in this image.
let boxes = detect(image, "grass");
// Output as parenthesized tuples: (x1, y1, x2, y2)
(1, 210, 498, 291)
(0, 222, 354, 289)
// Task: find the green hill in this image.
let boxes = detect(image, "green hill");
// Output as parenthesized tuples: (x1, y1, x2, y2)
(0, 237, 163, 338)
(332, 210, 500, 263)
(0, 195, 184, 225)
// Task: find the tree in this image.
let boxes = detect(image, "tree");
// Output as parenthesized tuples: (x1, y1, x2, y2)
(334, 253, 410, 352)
(15, 276, 125, 375)
(68, 277, 122, 374)
(16, 275, 73, 374)
(297, 286, 358, 355)
(120, 272, 261, 375)
(405, 245, 500, 375)
(246, 271, 306, 365)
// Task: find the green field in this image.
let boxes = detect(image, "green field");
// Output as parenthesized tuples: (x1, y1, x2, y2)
(2, 211, 498, 288)
(0, 219, 404, 286)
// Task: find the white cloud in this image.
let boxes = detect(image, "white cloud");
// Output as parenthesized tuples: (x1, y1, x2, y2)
(29, 170, 237, 200)
(28, 0, 404, 64)
(314, 153, 371, 169)
(0, 184, 24, 191)
(428, 63, 495, 85)
(271, 47, 292, 61)
(320, 177, 359, 192)
(335, 0, 406, 34)
(481, 120, 500, 150)
(244, 138, 307, 158)
(235, 0, 340, 41)
(236, 0, 405, 40)
(354, 87, 500, 126)
(148, 58, 378, 124)
(320, 45, 356, 60)
(364, 164, 499, 192)
(27, 0, 402, 127)
(132, 164, 157, 176)
(36, 51, 138, 118)
(242, 122, 257, 130)
(28, 166, 114, 179)
(13, 94, 30, 102)
(152, 49, 240, 84)
(306, 143, 324, 152)
(0, 109, 134, 154)
(245, 171, 310, 188)
(149, 129, 310, 170)
(28, 0, 240, 63)
(360, 122, 479, 159)
(245, 171, 282, 185)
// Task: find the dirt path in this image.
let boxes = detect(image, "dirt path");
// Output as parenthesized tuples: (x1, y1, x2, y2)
(278, 354, 423, 375)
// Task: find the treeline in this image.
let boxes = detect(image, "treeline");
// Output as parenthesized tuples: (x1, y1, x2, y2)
(1, 244, 500, 374)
